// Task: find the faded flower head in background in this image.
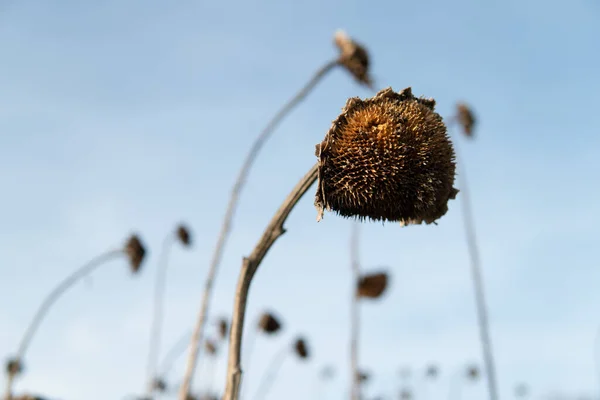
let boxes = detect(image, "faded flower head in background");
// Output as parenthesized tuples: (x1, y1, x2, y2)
(356, 272, 389, 299)
(125, 234, 146, 273)
(334, 29, 372, 88)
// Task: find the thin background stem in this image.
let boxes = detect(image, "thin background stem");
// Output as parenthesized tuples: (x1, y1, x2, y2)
(454, 137, 499, 400)
(158, 330, 191, 380)
(350, 223, 361, 400)
(146, 234, 175, 395)
(178, 60, 338, 400)
(222, 163, 319, 400)
(250, 343, 289, 400)
(3, 249, 124, 400)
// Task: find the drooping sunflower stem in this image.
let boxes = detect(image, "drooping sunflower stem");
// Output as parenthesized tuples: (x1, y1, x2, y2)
(3, 249, 126, 400)
(350, 223, 361, 400)
(177, 59, 338, 400)
(249, 344, 289, 400)
(222, 164, 319, 400)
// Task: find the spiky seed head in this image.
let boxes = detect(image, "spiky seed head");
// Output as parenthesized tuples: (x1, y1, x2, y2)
(258, 312, 282, 334)
(400, 388, 413, 400)
(204, 339, 217, 356)
(315, 87, 458, 225)
(293, 337, 309, 359)
(425, 364, 439, 378)
(333, 30, 372, 88)
(152, 378, 167, 392)
(124, 234, 146, 273)
(218, 318, 229, 340)
(456, 103, 476, 138)
(176, 224, 192, 247)
(357, 272, 389, 299)
(466, 365, 479, 380)
(5, 358, 22, 375)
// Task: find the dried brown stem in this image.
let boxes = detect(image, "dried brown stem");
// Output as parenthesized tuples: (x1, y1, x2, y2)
(222, 163, 319, 400)
(350, 223, 361, 400)
(3, 249, 124, 400)
(178, 60, 337, 400)
(145, 234, 176, 395)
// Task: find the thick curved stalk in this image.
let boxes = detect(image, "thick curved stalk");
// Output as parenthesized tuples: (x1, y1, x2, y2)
(3, 249, 124, 400)
(350, 224, 360, 400)
(222, 163, 319, 400)
(178, 60, 338, 400)
(145, 234, 175, 395)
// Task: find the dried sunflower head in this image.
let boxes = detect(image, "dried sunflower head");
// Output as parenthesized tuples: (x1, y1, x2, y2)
(176, 224, 192, 247)
(315, 87, 458, 225)
(293, 337, 309, 360)
(217, 318, 229, 340)
(5, 358, 22, 375)
(356, 272, 388, 299)
(456, 103, 476, 138)
(334, 30, 372, 88)
(258, 312, 282, 334)
(125, 234, 146, 273)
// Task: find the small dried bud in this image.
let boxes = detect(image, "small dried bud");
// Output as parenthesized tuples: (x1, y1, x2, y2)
(152, 377, 167, 392)
(315, 87, 458, 225)
(204, 339, 217, 356)
(466, 365, 479, 380)
(176, 224, 192, 247)
(456, 103, 476, 137)
(293, 337, 309, 359)
(218, 318, 229, 340)
(400, 388, 413, 400)
(357, 370, 369, 383)
(357, 272, 388, 299)
(258, 312, 282, 334)
(125, 234, 146, 273)
(5, 358, 23, 375)
(425, 364, 439, 378)
(334, 30, 372, 87)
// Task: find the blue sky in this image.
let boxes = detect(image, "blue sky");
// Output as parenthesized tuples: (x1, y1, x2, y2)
(1, 1, 599, 399)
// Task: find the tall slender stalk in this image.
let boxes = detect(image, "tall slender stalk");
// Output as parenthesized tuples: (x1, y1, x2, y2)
(250, 344, 289, 400)
(158, 330, 191, 380)
(350, 223, 361, 400)
(145, 234, 176, 395)
(178, 60, 338, 400)
(222, 163, 319, 400)
(3, 249, 124, 400)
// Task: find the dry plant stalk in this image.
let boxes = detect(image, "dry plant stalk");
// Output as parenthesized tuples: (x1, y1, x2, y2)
(350, 224, 361, 400)
(222, 87, 456, 400)
(146, 225, 192, 396)
(178, 54, 344, 400)
(3, 234, 145, 400)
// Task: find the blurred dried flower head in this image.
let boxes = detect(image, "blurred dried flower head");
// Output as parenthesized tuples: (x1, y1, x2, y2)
(425, 364, 439, 378)
(456, 103, 476, 137)
(258, 312, 282, 334)
(356, 370, 369, 383)
(466, 365, 480, 381)
(5, 358, 23, 375)
(294, 337, 309, 359)
(204, 339, 217, 356)
(218, 318, 229, 340)
(176, 224, 192, 247)
(334, 30, 372, 87)
(315, 87, 458, 225)
(152, 377, 167, 392)
(400, 388, 413, 400)
(357, 272, 388, 299)
(14, 396, 48, 400)
(125, 234, 146, 273)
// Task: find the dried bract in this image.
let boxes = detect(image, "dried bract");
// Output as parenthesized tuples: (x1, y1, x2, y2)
(125, 234, 146, 273)
(218, 318, 229, 340)
(357, 272, 388, 299)
(456, 103, 476, 137)
(315, 87, 458, 225)
(6, 358, 23, 375)
(176, 224, 192, 247)
(258, 312, 282, 334)
(334, 30, 372, 87)
(294, 337, 309, 359)
(205, 339, 217, 356)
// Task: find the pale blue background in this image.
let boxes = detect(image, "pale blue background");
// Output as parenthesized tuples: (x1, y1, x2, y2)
(1, 1, 599, 399)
